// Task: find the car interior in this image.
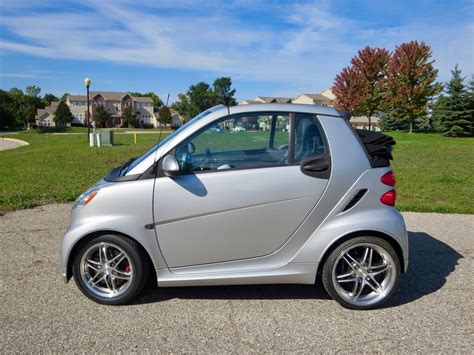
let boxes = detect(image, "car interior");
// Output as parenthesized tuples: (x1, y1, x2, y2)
(175, 113, 327, 173)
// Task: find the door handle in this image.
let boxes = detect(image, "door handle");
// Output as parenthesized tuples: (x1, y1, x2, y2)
(300, 154, 331, 179)
(303, 161, 329, 172)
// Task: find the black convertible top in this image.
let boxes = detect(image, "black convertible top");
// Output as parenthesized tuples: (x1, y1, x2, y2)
(355, 129, 396, 168)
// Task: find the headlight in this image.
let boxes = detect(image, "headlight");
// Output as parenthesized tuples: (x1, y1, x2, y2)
(73, 187, 100, 209)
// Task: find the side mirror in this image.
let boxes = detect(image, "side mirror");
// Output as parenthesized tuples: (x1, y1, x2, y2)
(161, 155, 180, 177)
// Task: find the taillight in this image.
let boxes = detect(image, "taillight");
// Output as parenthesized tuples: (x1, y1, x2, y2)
(380, 171, 395, 186)
(380, 190, 396, 206)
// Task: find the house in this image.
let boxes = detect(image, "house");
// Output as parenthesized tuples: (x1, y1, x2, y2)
(349, 116, 381, 131)
(240, 99, 262, 105)
(255, 96, 293, 104)
(67, 92, 158, 128)
(171, 112, 184, 128)
(292, 93, 333, 106)
(153, 109, 185, 129)
(240, 88, 380, 130)
(35, 101, 60, 127)
(240, 96, 292, 105)
(320, 88, 336, 100)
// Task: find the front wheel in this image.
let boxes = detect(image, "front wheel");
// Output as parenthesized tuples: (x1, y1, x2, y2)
(322, 237, 401, 310)
(72, 234, 149, 305)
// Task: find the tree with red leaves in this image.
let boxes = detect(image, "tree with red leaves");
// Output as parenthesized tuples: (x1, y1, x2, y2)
(332, 66, 364, 114)
(383, 41, 442, 133)
(333, 46, 390, 129)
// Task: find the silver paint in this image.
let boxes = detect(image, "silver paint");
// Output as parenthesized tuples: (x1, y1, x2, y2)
(60, 103, 408, 296)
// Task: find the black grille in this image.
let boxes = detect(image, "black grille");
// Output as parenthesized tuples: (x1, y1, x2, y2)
(343, 189, 368, 212)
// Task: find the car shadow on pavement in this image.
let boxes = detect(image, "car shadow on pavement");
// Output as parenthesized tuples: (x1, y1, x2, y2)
(385, 231, 463, 308)
(133, 231, 463, 308)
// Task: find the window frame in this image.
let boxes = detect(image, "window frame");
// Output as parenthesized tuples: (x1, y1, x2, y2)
(155, 111, 330, 177)
(171, 112, 292, 175)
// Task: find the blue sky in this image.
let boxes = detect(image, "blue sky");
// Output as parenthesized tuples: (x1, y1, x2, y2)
(0, 0, 473, 102)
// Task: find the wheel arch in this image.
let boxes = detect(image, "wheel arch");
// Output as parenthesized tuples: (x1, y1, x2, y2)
(66, 230, 155, 282)
(315, 230, 406, 284)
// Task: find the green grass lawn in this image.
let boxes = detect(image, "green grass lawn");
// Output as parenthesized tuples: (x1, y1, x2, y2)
(388, 132, 473, 214)
(0, 130, 473, 213)
(0, 131, 168, 211)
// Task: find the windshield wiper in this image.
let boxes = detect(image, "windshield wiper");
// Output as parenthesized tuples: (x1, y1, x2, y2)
(119, 157, 137, 175)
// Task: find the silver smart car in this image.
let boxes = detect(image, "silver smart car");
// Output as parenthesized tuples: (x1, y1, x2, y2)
(61, 104, 408, 309)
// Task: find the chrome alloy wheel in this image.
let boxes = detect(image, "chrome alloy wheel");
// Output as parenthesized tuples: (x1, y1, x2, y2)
(80, 242, 134, 299)
(332, 243, 397, 307)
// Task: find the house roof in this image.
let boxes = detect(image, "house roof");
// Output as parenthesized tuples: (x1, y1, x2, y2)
(90, 91, 128, 100)
(133, 96, 153, 103)
(67, 95, 87, 101)
(35, 101, 60, 120)
(298, 93, 332, 101)
(255, 96, 292, 103)
(240, 100, 262, 105)
(67, 92, 153, 103)
(320, 88, 335, 99)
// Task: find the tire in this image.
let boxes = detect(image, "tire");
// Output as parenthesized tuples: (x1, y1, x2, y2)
(322, 236, 401, 310)
(72, 234, 149, 305)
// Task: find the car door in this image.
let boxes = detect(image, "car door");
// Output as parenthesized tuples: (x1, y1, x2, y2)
(153, 112, 331, 268)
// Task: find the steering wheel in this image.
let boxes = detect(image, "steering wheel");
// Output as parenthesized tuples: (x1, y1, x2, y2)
(199, 147, 217, 170)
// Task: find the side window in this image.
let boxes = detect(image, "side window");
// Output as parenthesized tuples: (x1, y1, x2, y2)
(293, 113, 328, 163)
(175, 113, 290, 173)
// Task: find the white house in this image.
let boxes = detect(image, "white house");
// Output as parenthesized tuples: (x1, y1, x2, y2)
(35, 101, 60, 127)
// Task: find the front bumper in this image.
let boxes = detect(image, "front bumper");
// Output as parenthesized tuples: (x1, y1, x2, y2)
(60, 267, 68, 284)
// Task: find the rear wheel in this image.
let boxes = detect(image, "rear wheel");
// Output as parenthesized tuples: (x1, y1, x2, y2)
(72, 234, 149, 305)
(322, 236, 400, 310)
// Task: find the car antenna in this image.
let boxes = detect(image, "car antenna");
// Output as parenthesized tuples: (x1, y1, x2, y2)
(157, 93, 170, 144)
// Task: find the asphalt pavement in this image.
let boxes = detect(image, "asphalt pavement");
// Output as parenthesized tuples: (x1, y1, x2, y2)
(1, 204, 472, 352)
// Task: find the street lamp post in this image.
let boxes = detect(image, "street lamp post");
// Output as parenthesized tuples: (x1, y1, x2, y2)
(84, 77, 91, 143)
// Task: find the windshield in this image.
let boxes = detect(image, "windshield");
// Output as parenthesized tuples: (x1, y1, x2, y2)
(123, 104, 226, 175)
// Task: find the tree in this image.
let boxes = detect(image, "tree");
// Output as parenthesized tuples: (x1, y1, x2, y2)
(42, 93, 59, 107)
(94, 105, 110, 128)
(332, 66, 365, 114)
(431, 65, 473, 137)
(187, 82, 215, 118)
(0, 90, 15, 129)
(130, 92, 163, 109)
(158, 105, 172, 127)
(26, 85, 41, 98)
(431, 94, 448, 132)
(122, 106, 138, 128)
(7, 88, 26, 127)
(172, 82, 215, 120)
(212, 77, 237, 106)
(172, 77, 238, 120)
(383, 41, 442, 133)
(171, 93, 191, 119)
(54, 101, 73, 127)
(351, 46, 390, 129)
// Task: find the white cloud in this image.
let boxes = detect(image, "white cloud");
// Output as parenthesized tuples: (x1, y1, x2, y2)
(0, 0, 472, 95)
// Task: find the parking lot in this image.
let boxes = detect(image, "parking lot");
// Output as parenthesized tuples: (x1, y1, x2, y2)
(1, 204, 472, 352)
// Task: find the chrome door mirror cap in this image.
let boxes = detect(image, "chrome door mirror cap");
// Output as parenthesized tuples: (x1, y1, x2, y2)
(162, 155, 181, 177)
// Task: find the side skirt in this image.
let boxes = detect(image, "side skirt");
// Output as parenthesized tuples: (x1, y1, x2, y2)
(156, 262, 318, 287)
